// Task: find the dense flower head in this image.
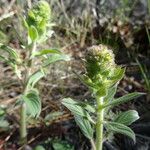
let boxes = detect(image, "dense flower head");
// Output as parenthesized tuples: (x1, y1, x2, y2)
(85, 45, 115, 79)
(84, 45, 125, 97)
(26, 1, 51, 37)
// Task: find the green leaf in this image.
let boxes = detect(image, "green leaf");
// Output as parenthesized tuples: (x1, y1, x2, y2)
(43, 54, 70, 67)
(61, 98, 85, 117)
(32, 49, 61, 57)
(28, 26, 38, 41)
(0, 56, 18, 71)
(103, 92, 144, 108)
(27, 69, 45, 88)
(114, 110, 139, 126)
(96, 85, 107, 97)
(0, 43, 19, 60)
(78, 102, 95, 113)
(110, 67, 125, 81)
(104, 84, 117, 103)
(0, 117, 9, 131)
(106, 121, 136, 142)
(22, 90, 41, 117)
(74, 115, 93, 139)
(61, 98, 95, 124)
(52, 139, 74, 150)
(34, 145, 45, 150)
(107, 67, 125, 86)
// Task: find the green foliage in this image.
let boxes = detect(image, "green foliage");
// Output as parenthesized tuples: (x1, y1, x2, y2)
(106, 122, 136, 142)
(62, 98, 86, 116)
(0, 0, 70, 146)
(26, 0, 52, 43)
(34, 145, 45, 150)
(61, 45, 143, 150)
(27, 69, 45, 89)
(104, 85, 117, 103)
(22, 90, 41, 118)
(43, 54, 70, 67)
(0, 117, 9, 130)
(114, 110, 139, 126)
(103, 92, 144, 108)
(28, 26, 39, 42)
(74, 115, 93, 139)
(52, 139, 74, 150)
(62, 98, 94, 123)
(84, 45, 125, 97)
(0, 43, 20, 64)
(32, 49, 61, 57)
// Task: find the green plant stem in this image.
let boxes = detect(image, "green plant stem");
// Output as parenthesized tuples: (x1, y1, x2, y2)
(20, 42, 36, 145)
(20, 102, 27, 145)
(96, 97, 104, 150)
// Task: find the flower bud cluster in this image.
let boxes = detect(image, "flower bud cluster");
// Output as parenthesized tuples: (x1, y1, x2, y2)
(84, 45, 124, 97)
(26, 1, 51, 37)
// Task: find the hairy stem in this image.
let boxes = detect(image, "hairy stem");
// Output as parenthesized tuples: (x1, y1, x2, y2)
(20, 102, 27, 145)
(20, 42, 36, 145)
(96, 97, 104, 150)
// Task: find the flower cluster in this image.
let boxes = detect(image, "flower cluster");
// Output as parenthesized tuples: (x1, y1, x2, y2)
(26, 1, 51, 38)
(83, 45, 125, 97)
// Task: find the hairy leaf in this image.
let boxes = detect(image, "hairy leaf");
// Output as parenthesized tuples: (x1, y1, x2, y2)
(109, 67, 125, 82)
(0, 43, 19, 60)
(114, 110, 139, 126)
(104, 84, 117, 103)
(61, 98, 95, 124)
(78, 102, 95, 113)
(74, 115, 93, 139)
(22, 90, 41, 117)
(103, 92, 144, 108)
(43, 54, 70, 67)
(27, 69, 45, 88)
(61, 98, 85, 117)
(106, 121, 136, 142)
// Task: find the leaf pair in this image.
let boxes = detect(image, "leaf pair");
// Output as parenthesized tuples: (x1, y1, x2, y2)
(62, 92, 143, 142)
